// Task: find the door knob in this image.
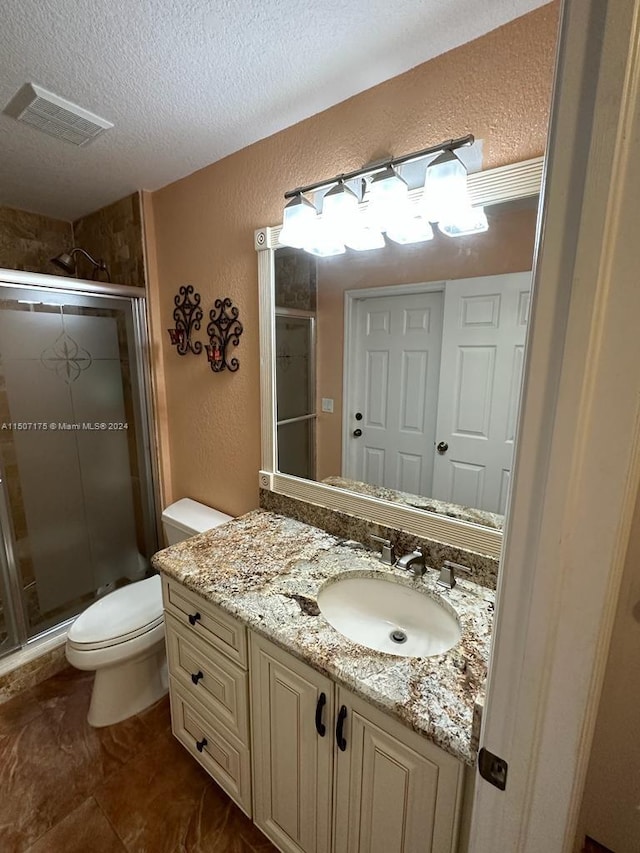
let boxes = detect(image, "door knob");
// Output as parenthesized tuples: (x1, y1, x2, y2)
(437, 441, 448, 454)
(353, 429, 362, 437)
(355, 412, 363, 421)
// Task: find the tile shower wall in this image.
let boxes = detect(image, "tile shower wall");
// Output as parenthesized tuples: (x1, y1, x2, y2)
(0, 207, 72, 275)
(73, 193, 145, 287)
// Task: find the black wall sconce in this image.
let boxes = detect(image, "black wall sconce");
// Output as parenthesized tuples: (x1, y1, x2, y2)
(206, 298, 243, 372)
(167, 285, 203, 355)
(167, 287, 243, 372)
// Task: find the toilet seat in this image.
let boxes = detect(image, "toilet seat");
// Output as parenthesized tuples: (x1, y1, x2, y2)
(67, 614, 164, 651)
(67, 574, 163, 650)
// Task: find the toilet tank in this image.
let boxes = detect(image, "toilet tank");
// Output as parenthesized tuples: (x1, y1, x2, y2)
(161, 498, 233, 545)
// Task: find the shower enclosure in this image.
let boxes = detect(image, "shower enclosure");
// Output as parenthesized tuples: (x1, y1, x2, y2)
(0, 271, 158, 660)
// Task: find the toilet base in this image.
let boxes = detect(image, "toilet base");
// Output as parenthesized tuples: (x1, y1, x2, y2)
(87, 643, 168, 728)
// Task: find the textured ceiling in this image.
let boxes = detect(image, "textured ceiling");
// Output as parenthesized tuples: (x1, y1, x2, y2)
(0, 0, 549, 221)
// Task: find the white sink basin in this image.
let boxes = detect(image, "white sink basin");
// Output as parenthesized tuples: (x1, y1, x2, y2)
(317, 574, 461, 658)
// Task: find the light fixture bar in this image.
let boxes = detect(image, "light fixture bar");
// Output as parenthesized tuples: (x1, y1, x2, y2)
(283, 134, 474, 200)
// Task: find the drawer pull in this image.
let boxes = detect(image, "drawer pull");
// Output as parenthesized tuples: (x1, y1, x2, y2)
(336, 704, 348, 752)
(191, 670, 204, 685)
(196, 737, 208, 753)
(315, 692, 327, 736)
(188, 612, 201, 626)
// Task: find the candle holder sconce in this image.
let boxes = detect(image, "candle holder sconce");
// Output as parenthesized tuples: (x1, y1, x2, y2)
(167, 285, 203, 355)
(206, 298, 244, 372)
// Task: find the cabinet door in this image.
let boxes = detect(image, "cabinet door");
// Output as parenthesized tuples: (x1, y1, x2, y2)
(333, 688, 464, 853)
(250, 633, 334, 853)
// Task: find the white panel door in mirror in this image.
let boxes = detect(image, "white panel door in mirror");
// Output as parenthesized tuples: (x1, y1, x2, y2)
(433, 272, 532, 513)
(347, 290, 444, 497)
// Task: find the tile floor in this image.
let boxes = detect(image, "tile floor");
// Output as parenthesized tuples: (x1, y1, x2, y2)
(0, 667, 277, 852)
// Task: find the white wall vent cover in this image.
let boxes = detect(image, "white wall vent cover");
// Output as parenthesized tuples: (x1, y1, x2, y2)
(4, 83, 113, 146)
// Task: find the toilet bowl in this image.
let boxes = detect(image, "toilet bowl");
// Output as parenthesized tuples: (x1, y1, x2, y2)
(65, 498, 233, 727)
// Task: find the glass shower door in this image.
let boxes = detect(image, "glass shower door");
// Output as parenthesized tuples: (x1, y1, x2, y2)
(0, 284, 157, 644)
(275, 312, 316, 480)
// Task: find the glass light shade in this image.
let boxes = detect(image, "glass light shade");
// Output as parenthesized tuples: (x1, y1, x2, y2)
(322, 182, 359, 231)
(386, 215, 434, 245)
(364, 166, 410, 232)
(344, 226, 386, 251)
(279, 194, 317, 248)
(303, 219, 345, 257)
(423, 154, 469, 224)
(438, 206, 489, 237)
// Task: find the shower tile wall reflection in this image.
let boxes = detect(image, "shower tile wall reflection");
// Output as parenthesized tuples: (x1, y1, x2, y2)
(0, 299, 145, 638)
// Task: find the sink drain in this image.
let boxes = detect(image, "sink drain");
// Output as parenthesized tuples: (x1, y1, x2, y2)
(389, 629, 408, 644)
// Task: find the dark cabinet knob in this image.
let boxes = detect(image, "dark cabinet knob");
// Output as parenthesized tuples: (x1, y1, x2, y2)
(191, 670, 204, 685)
(436, 441, 449, 454)
(196, 737, 208, 753)
(188, 612, 201, 626)
(353, 429, 362, 437)
(355, 412, 363, 421)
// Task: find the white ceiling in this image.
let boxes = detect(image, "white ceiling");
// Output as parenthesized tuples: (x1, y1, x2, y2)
(0, 0, 548, 221)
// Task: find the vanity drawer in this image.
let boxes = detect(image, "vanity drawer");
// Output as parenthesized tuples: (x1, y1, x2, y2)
(165, 612, 249, 743)
(162, 576, 247, 668)
(169, 678, 252, 817)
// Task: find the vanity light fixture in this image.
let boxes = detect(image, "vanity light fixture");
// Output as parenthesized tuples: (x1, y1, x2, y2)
(322, 181, 359, 228)
(279, 193, 318, 249)
(386, 215, 434, 245)
(423, 151, 488, 236)
(303, 218, 346, 257)
(280, 133, 486, 255)
(364, 165, 410, 233)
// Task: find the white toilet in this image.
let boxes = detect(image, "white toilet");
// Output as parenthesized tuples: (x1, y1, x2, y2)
(66, 498, 232, 727)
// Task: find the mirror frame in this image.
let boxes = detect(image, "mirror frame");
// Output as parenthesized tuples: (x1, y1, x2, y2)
(256, 156, 543, 558)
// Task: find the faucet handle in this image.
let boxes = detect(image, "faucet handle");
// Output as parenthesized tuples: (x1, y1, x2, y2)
(370, 535, 394, 565)
(437, 560, 472, 589)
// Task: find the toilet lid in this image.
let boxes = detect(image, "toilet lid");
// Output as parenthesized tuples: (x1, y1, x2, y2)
(68, 575, 163, 648)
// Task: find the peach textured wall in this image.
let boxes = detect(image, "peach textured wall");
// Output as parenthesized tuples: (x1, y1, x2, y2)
(315, 205, 539, 480)
(147, 2, 559, 517)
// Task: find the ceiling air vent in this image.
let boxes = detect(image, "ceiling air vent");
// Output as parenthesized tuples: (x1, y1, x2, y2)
(4, 83, 113, 146)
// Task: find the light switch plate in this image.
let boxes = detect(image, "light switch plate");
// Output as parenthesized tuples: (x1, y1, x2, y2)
(321, 398, 334, 413)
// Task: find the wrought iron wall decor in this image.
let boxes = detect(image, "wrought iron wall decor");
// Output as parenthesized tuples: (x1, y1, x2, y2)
(206, 298, 243, 372)
(167, 285, 203, 355)
(167, 288, 243, 372)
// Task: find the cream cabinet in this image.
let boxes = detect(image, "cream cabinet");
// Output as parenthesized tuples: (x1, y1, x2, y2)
(332, 688, 463, 853)
(162, 577, 252, 816)
(163, 577, 465, 853)
(250, 632, 335, 853)
(250, 633, 464, 853)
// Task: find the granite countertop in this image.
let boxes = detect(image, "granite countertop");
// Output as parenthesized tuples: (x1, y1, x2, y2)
(322, 476, 505, 530)
(152, 509, 494, 765)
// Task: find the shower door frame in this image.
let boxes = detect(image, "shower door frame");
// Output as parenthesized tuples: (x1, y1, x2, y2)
(0, 268, 160, 655)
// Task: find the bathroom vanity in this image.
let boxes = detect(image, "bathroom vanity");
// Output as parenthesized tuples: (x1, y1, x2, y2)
(152, 509, 493, 853)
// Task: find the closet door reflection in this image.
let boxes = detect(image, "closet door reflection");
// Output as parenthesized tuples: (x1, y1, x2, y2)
(276, 313, 316, 480)
(0, 289, 155, 640)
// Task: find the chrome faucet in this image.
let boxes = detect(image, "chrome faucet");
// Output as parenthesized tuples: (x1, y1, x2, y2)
(436, 560, 472, 589)
(370, 535, 395, 565)
(395, 549, 427, 577)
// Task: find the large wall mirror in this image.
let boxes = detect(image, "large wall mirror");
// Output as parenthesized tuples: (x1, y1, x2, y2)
(257, 157, 543, 557)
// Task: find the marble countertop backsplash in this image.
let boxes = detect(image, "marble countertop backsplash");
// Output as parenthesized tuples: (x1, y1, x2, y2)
(152, 509, 494, 765)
